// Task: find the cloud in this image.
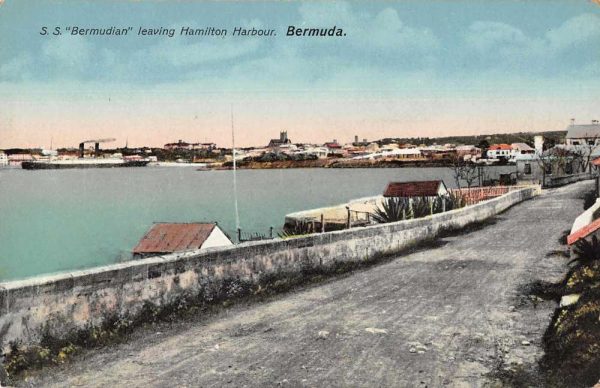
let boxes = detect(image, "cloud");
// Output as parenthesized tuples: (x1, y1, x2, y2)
(370, 8, 439, 51)
(147, 37, 262, 68)
(0, 52, 33, 81)
(296, 3, 439, 54)
(465, 21, 532, 52)
(546, 13, 600, 50)
(462, 14, 600, 74)
(1, 3, 597, 91)
(297, 2, 355, 26)
(42, 35, 92, 70)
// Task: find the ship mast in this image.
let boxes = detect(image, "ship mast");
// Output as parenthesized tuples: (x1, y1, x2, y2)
(231, 105, 240, 242)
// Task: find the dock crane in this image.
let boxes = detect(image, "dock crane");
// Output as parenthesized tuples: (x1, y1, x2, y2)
(78, 138, 116, 158)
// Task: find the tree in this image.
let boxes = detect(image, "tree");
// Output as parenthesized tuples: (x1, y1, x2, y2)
(477, 139, 490, 150)
(448, 154, 479, 189)
(570, 140, 597, 174)
(544, 137, 557, 151)
(535, 146, 576, 187)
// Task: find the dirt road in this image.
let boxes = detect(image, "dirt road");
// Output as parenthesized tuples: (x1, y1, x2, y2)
(22, 181, 590, 387)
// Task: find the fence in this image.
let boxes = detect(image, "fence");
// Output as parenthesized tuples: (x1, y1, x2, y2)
(237, 227, 274, 242)
(349, 209, 371, 227)
(450, 186, 526, 206)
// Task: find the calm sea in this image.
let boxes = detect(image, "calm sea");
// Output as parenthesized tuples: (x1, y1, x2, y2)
(0, 166, 515, 281)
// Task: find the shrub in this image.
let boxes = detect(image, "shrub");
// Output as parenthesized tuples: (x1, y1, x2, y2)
(371, 197, 410, 223)
(583, 190, 598, 210)
(280, 221, 314, 238)
(410, 197, 432, 218)
(446, 192, 467, 210)
(571, 236, 600, 267)
(372, 194, 466, 224)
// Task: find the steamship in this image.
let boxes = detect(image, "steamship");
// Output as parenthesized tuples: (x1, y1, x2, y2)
(21, 158, 149, 170)
(21, 138, 149, 170)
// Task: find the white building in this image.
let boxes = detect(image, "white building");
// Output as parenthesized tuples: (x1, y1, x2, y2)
(509, 143, 535, 162)
(0, 151, 8, 166)
(353, 148, 422, 160)
(487, 144, 512, 159)
(295, 146, 329, 159)
(566, 121, 600, 146)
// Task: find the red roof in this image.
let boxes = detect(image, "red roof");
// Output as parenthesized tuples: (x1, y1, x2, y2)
(489, 144, 512, 150)
(133, 223, 217, 255)
(324, 142, 342, 149)
(567, 218, 600, 245)
(383, 180, 446, 197)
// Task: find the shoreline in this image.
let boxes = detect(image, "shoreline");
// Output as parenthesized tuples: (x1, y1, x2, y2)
(212, 158, 508, 170)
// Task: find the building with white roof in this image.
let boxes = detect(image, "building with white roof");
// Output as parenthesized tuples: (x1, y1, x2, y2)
(565, 121, 600, 146)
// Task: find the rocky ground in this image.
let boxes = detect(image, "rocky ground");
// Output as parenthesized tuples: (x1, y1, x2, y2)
(17, 181, 591, 387)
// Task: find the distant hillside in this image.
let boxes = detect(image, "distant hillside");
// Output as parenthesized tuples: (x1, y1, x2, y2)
(378, 130, 567, 148)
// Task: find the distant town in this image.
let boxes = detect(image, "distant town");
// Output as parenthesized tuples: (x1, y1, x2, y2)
(1, 120, 599, 176)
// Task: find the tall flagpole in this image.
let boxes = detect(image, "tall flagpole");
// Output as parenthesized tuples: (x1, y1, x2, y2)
(231, 105, 240, 242)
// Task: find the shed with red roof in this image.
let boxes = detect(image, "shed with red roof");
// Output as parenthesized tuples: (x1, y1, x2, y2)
(383, 180, 449, 198)
(133, 222, 232, 258)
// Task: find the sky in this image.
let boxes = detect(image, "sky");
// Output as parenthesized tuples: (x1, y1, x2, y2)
(1, 0, 599, 148)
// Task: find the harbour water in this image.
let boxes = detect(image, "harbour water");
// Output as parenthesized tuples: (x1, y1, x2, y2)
(0, 166, 514, 281)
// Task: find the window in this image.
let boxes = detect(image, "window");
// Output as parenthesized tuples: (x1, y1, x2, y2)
(524, 163, 531, 175)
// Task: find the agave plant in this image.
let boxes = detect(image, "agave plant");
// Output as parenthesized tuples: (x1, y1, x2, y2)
(570, 235, 600, 266)
(279, 220, 315, 238)
(431, 196, 447, 215)
(410, 197, 432, 218)
(372, 194, 467, 224)
(371, 197, 410, 223)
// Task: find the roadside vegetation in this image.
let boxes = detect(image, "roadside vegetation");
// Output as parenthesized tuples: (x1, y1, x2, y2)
(583, 188, 597, 210)
(371, 193, 466, 224)
(531, 188, 600, 387)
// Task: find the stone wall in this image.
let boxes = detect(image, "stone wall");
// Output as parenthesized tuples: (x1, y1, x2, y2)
(0, 186, 540, 350)
(546, 173, 594, 188)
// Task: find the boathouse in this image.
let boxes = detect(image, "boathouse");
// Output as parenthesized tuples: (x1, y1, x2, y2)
(383, 180, 449, 198)
(133, 222, 232, 258)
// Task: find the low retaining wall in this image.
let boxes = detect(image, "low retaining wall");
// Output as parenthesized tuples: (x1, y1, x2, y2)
(0, 186, 540, 350)
(545, 173, 595, 188)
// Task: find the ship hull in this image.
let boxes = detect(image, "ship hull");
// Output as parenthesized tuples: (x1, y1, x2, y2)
(21, 160, 149, 170)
